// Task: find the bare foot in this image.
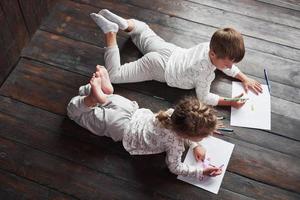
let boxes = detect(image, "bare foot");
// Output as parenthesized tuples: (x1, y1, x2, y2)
(89, 73, 107, 104)
(96, 65, 114, 94)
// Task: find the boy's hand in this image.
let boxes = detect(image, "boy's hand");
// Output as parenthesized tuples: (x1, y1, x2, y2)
(193, 145, 206, 162)
(242, 77, 262, 95)
(231, 93, 246, 109)
(203, 167, 222, 176)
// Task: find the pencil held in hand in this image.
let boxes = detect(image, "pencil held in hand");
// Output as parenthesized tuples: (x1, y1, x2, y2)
(203, 166, 222, 177)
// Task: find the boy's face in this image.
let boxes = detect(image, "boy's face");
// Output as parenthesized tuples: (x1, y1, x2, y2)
(209, 50, 235, 70)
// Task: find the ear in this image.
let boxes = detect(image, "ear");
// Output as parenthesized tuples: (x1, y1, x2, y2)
(209, 50, 216, 58)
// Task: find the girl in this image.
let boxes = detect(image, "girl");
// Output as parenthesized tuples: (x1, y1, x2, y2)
(67, 67, 222, 179)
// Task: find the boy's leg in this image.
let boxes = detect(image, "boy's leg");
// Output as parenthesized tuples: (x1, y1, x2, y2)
(99, 9, 128, 30)
(90, 13, 118, 33)
(104, 45, 166, 83)
(127, 19, 176, 55)
(92, 11, 166, 83)
(98, 9, 175, 54)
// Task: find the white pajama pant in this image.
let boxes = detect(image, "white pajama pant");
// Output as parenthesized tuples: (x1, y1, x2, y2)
(104, 19, 177, 83)
(67, 84, 139, 141)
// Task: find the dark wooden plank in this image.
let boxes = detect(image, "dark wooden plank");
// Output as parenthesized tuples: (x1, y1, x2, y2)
(258, 0, 300, 11)
(188, 0, 300, 28)
(0, 58, 87, 115)
(108, 0, 300, 49)
(0, 0, 28, 84)
(0, 168, 75, 200)
(0, 136, 173, 200)
(0, 0, 29, 51)
(223, 172, 300, 200)
(0, 95, 299, 200)
(1, 58, 299, 194)
(74, 0, 300, 62)
(19, 30, 300, 141)
(19, 0, 48, 37)
(40, 0, 300, 93)
(225, 136, 300, 193)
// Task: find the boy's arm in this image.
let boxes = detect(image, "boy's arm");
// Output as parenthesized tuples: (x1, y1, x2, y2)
(195, 84, 245, 108)
(235, 71, 263, 95)
(217, 93, 246, 109)
(221, 64, 262, 94)
(195, 83, 219, 106)
(221, 64, 240, 77)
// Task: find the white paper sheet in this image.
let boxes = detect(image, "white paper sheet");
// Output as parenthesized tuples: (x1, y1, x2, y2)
(230, 81, 271, 130)
(177, 136, 234, 194)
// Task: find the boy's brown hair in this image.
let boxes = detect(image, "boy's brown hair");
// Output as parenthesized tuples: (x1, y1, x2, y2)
(156, 97, 217, 138)
(210, 28, 245, 63)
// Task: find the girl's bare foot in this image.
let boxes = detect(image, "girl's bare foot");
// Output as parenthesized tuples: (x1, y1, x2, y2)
(96, 65, 114, 94)
(89, 73, 107, 104)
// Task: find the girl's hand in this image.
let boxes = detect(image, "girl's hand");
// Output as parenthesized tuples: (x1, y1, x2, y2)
(213, 120, 225, 135)
(193, 145, 206, 162)
(231, 93, 246, 109)
(203, 167, 222, 177)
(242, 77, 263, 95)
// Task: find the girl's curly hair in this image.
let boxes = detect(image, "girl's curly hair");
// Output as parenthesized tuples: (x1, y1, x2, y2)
(156, 97, 217, 138)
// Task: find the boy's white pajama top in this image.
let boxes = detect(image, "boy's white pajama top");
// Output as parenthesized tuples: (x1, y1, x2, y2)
(166, 42, 240, 106)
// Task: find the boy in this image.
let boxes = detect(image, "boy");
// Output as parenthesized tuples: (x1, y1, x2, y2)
(90, 10, 262, 108)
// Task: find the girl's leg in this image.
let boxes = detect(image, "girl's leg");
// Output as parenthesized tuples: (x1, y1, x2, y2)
(68, 75, 125, 141)
(86, 72, 108, 105)
(67, 74, 108, 136)
(79, 67, 114, 96)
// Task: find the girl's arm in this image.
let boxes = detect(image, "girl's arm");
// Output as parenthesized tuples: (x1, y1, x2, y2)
(165, 143, 203, 179)
(184, 139, 206, 162)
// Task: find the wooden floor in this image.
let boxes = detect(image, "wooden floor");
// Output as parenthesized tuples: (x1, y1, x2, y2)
(1, 0, 300, 199)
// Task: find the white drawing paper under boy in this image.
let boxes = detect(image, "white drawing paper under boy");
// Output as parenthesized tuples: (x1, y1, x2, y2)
(230, 81, 271, 130)
(177, 136, 234, 194)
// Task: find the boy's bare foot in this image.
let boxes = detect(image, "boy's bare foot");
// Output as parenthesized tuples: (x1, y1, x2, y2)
(96, 65, 114, 94)
(89, 73, 107, 104)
